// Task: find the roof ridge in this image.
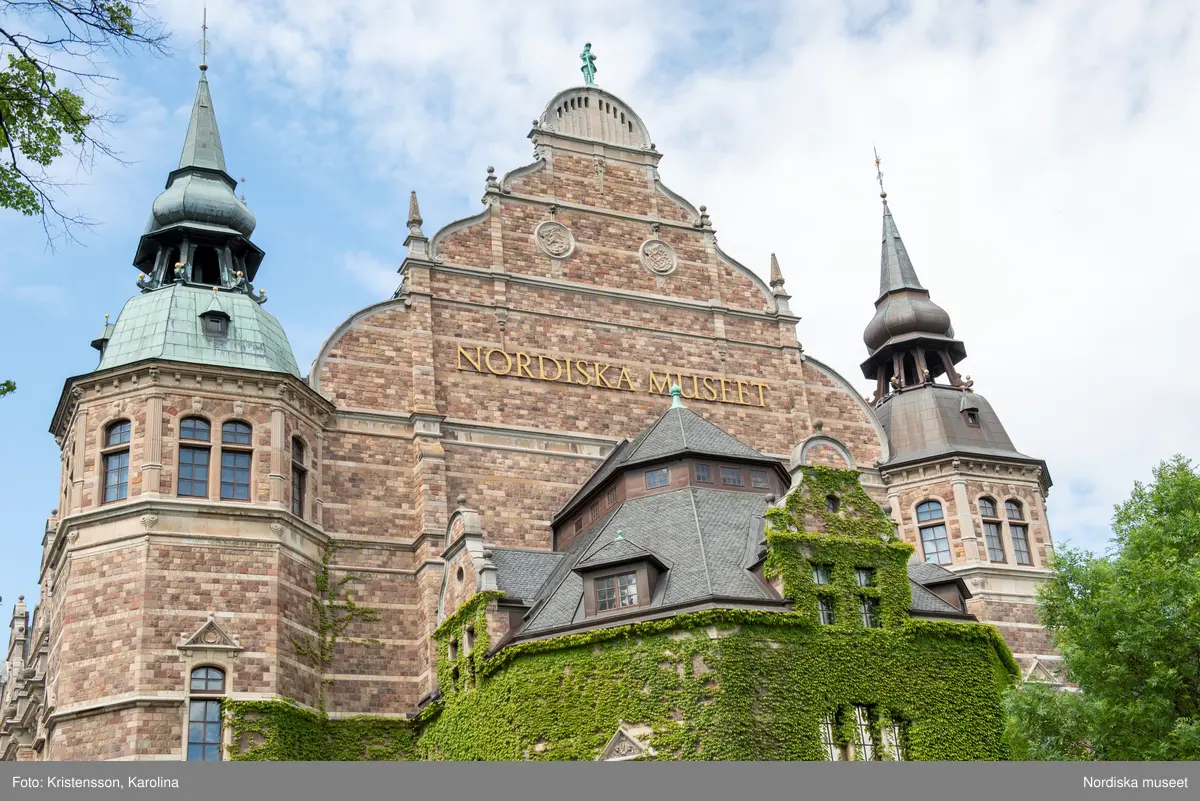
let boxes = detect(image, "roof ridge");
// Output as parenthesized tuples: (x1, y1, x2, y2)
(675, 407, 688, 450)
(688, 488, 714, 596)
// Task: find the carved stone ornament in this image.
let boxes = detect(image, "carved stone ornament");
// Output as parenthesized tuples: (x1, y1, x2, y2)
(639, 238, 678, 276)
(66, 530, 79, 545)
(534, 220, 575, 259)
(269, 522, 286, 536)
(179, 616, 242, 653)
(233, 401, 245, 417)
(140, 513, 158, 531)
(71, 386, 84, 400)
(598, 726, 649, 761)
(191, 396, 203, 414)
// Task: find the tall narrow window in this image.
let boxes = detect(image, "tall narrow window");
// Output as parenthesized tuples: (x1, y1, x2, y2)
(818, 597, 836, 625)
(606, 487, 617, 507)
(820, 714, 842, 761)
(979, 497, 1005, 562)
(860, 598, 881, 628)
(291, 438, 307, 518)
(1011, 525, 1033, 566)
(916, 501, 951, 565)
(221, 421, 253, 501)
(102, 420, 131, 503)
(187, 666, 225, 761)
(826, 494, 840, 513)
(881, 721, 907, 761)
(178, 417, 211, 498)
(853, 706, 875, 761)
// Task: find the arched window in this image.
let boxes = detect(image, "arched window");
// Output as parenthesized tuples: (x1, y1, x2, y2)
(1005, 500, 1024, 520)
(977, 497, 1004, 562)
(178, 417, 211, 498)
(291, 437, 307, 518)
(1005, 500, 1033, 565)
(916, 501, 951, 565)
(102, 420, 131, 503)
(187, 666, 225, 761)
(220, 421, 253, 500)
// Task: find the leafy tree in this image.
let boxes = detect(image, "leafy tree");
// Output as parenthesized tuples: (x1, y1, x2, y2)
(0, 1, 166, 241)
(1006, 456, 1200, 760)
(0, 379, 12, 396)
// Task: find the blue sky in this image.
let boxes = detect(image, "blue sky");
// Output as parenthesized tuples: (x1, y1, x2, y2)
(2, 0, 1197, 607)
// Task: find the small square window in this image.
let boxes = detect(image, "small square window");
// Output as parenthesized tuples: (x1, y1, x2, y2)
(826, 494, 840, 513)
(606, 488, 617, 507)
(855, 568, 875, 587)
(645, 468, 669, 489)
(695, 464, 712, 483)
(720, 467, 743, 486)
(964, 410, 980, 427)
(202, 315, 228, 337)
(812, 564, 832, 585)
(750, 470, 769, 489)
(818, 596, 836, 625)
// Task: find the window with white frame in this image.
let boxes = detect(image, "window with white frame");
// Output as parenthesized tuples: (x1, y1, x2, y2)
(187, 666, 225, 761)
(820, 713, 842, 761)
(852, 705, 875, 760)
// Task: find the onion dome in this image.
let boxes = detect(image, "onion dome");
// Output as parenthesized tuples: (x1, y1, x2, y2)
(148, 71, 255, 238)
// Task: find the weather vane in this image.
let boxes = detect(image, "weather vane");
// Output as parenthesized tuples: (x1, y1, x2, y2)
(874, 146, 886, 199)
(580, 42, 597, 86)
(200, 4, 208, 72)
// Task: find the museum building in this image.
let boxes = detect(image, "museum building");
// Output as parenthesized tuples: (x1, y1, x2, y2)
(1, 56, 1059, 761)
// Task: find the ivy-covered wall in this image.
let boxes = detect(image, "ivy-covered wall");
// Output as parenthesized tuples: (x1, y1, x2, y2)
(225, 467, 1018, 761)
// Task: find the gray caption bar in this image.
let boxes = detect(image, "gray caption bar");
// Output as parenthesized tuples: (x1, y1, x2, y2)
(1, 762, 1194, 801)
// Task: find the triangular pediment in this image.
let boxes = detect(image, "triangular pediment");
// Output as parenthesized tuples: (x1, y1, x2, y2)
(1023, 658, 1061, 685)
(598, 726, 649, 761)
(179, 616, 242, 652)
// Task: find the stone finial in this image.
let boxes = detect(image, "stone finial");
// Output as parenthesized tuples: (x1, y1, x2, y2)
(456, 493, 468, 507)
(486, 166, 499, 190)
(698, 205, 711, 228)
(769, 253, 785, 289)
(407, 191, 424, 236)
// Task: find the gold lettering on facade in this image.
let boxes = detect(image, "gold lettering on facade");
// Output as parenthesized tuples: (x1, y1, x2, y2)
(454, 342, 770, 407)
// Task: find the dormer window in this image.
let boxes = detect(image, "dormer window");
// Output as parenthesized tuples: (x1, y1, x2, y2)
(750, 469, 769, 489)
(596, 572, 639, 611)
(200, 308, 230, 338)
(964, 410, 980, 427)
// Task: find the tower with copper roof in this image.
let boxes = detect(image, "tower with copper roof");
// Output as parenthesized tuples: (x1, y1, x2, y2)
(863, 155, 1062, 682)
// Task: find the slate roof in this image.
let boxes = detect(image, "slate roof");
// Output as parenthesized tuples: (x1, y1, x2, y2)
(907, 561, 961, 587)
(907, 580, 970, 617)
(554, 405, 780, 522)
(521, 487, 776, 636)
(875, 385, 1045, 473)
(489, 548, 564, 605)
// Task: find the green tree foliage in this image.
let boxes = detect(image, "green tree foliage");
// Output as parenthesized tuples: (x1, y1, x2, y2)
(0, 1, 165, 240)
(1007, 456, 1200, 760)
(0, 379, 13, 396)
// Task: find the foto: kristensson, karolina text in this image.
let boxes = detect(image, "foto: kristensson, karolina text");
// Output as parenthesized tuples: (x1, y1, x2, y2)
(12, 776, 180, 789)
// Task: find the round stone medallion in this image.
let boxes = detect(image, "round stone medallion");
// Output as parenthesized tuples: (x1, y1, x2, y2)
(534, 220, 575, 259)
(639, 239, 678, 275)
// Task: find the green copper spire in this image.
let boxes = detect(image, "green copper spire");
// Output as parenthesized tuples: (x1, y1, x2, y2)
(178, 70, 226, 172)
(669, 383, 685, 409)
(580, 42, 597, 85)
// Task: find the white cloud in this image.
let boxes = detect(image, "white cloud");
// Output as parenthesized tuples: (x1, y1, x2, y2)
(144, 0, 1200, 551)
(338, 250, 401, 297)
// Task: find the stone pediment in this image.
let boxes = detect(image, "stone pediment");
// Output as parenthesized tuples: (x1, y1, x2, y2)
(598, 725, 654, 761)
(178, 615, 242, 653)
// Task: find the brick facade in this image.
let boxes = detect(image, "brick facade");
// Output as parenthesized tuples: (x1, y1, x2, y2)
(0, 83, 1058, 760)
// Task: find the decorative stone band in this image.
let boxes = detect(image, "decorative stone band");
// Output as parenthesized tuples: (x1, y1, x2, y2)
(455, 343, 771, 408)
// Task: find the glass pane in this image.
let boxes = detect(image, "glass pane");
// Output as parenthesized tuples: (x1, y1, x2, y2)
(206, 723, 222, 741)
(106, 421, 131, 446)
(1005, 500, 1023, 520)
(187, 744, 204, 761)
(189, 722, 205, 742)
(916, 502, 943, 522)
(189, 700, 207, 721)
(206, 700, 221, 722)
(222, 421, 252, 445)
(205, 744, 221, 761)
(978, 498, 996, 518)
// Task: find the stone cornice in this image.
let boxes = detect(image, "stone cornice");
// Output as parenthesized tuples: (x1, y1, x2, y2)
(50, 358, 335, 441)
(881, 454, 1051, 495)
(44, 497, 330, 584)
